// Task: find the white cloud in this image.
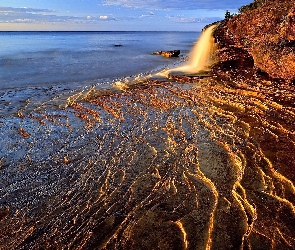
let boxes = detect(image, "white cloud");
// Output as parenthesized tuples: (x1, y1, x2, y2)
(0, 6, 76, 23)
(166, 14, 221, 23)
(103, 0, 251, 10)
(0, 1, 249, 31)
(0, 6, 120, 24)
(0, 6, 55, 14)
(140, 12, 154, 18)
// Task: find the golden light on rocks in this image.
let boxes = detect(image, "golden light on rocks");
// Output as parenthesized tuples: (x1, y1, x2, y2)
(1, 72, 294, 249)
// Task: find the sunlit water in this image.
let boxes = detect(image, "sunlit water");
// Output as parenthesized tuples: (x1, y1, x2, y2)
(0, 29, 294, 249)
(0, 31, 199, 116)
(0, 31, 198, 89)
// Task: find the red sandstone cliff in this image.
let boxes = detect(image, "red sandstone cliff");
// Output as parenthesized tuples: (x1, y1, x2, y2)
(214, 0, 295, 83)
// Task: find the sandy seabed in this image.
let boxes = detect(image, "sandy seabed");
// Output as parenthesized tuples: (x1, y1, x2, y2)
(0, 72, 295, 249)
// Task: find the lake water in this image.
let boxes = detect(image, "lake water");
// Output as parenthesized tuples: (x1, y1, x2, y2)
(0, 31, 200, 90)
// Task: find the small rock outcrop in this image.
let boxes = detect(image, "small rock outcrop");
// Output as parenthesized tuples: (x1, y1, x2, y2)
(152, 50, 180, 57)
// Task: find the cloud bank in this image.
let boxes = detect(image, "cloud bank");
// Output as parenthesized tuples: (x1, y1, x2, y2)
(0, 6, 80, 23)
(0, 0, 252, 30)
(104, 0, 248, 10)
(0, 6, 119, 24)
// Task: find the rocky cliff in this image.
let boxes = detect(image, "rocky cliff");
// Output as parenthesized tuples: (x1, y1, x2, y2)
(214, 0, 295, 83)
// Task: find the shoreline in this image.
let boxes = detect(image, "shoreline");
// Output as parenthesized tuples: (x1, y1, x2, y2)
(1, 3, 295, 247)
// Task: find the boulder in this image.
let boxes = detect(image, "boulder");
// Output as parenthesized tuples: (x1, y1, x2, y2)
(152, 50, 180, 57)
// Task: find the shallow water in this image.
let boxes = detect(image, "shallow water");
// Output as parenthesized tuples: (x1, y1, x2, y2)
(0, 31, 295, 249)
(0, 31, 198, 90)
(0, 31, 199, 117)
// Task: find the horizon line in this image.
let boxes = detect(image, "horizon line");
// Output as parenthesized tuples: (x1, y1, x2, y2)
(0, 30, 201, 32)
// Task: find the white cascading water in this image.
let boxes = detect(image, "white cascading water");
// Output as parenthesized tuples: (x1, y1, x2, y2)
(175, 25, 216, 74)
(157, 24, 217, 77)
(114, 24, 217, 84)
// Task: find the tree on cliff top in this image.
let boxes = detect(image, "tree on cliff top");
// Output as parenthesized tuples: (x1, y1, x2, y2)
(225, 10, 231, 19)
(239, 0, 269, 13)
(225, 10, 236, 20)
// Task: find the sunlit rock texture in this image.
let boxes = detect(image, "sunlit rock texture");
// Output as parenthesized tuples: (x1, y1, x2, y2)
(0, 72, 295, 249)
(214, 0, 295, 83)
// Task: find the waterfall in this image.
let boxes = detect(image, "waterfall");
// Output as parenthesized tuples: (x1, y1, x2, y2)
(170, 24, 217, 75)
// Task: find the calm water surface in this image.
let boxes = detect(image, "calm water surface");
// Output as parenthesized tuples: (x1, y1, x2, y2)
(0, 31, 200, 90)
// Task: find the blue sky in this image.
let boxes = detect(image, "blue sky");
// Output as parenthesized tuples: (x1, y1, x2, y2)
(0, 0, 253, 31)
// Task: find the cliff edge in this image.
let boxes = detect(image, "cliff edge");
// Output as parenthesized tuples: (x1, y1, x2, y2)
(214, 0, 295, 83)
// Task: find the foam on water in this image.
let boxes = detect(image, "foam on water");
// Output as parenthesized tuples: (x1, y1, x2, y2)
(156, 25, 217, 78)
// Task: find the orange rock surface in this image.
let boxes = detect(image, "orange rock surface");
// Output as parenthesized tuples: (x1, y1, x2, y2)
(214, 0, 295, 83)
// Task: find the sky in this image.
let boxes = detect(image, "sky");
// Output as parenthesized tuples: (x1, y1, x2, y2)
(0, 0, 253, 31)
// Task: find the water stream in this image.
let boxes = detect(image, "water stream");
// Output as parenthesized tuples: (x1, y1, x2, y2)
(170, 25, 217, 75)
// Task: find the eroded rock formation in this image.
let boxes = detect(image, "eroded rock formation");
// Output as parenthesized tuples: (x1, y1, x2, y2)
(214, 0, 295, 83)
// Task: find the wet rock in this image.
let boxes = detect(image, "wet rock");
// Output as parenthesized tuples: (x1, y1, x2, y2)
(0, 206, 10, 221)
(152, 50, 180, 57)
